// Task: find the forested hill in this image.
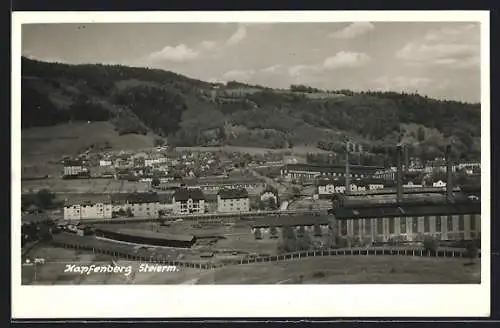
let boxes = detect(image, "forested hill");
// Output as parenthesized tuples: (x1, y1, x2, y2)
(21, 57, 481, 161)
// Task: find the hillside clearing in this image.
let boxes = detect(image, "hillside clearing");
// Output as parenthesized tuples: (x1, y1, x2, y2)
(21, 122, 158, 175)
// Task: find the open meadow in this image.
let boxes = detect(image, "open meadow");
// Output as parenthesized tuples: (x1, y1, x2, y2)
(197, 256, 481, 284)
(21, 122, 158, 176)
(22, 178, 151, 194)
(21, 246, 205, 285)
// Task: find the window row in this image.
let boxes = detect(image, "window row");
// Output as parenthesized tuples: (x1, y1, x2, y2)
(339, 215, 478, 235)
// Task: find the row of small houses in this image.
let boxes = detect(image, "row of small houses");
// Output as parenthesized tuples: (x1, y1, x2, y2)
(62, 187, 280, 221)
(314, 177, 451, 198)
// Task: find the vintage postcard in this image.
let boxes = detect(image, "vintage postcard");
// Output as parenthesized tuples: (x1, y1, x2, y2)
(11, 10, 490, 318)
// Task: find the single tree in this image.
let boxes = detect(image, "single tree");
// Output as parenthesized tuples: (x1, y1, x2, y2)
(465, 241, 479, 264)
(266, 197, 278, 210)
(423, 236, 438, 255)
(35, 189, 55, 209)
(417, 127, 426, 142)
(313, 224, 322, 237)
(151, 177, 161, 187)
(254, 228, 262, 240)
(270, 225, 278, 239)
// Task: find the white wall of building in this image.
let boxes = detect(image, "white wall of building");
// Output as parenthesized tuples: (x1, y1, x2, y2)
(99, 160, 112, 167)
(172, 198, 205, 215)
(64, 203, 112, 220)
(217, 196, 250, 213)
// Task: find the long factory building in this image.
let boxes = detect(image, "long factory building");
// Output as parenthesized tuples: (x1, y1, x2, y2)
(329, 201, 480, 242)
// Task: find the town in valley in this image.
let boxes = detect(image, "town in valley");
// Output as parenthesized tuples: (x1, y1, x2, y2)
(20, 21, 483, 285)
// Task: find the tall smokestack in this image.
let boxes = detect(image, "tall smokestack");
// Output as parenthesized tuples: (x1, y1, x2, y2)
(404, 145, 409, 173)
(446, 144, 453, 202)
(345, 149, 350, 195)
(396, 145, 403, 204)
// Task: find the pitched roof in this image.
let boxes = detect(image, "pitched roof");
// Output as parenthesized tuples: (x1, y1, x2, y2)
(127, 192, 160, 204)
(110, 192, 159, 204)
(316, 178, 387, 187)
(63, 159, 83, 166)
(261, 185, 278, 195)
(173, 188, 205, 201)
(95, 226, 195, 242)
(218, 188, 249, 199)
(283, 163, 383, 174)
(64, 195, 112, 206)
(329, 201, 481, 219)
(250, 215, 331, 228)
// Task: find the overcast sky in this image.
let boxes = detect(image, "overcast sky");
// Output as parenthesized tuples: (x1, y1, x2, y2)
(22, 22, 481, 102)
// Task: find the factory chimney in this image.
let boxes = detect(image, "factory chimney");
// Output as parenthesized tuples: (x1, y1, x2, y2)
(404, 145, 409, 173)
(446, 144, 453, 202)
(345, 145, 350, 196)
(396, 145, 403, 204)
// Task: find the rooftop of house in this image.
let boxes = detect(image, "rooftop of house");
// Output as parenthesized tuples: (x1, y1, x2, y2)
(64, 195, 112, 206)
(261, 185, 279, 195)
(63, 159, 83, 166)
(329, 201, 481, 219)
(173, 188, 205, 202)
(95, 226, 195, 242)
(218, 188, 249, 199)
(110, 192, 160, 204)
(316, 178, 388, 187)
(184, 175, 259, 186)
(283, 163, 383, 173)
(250, 215, 331, 228)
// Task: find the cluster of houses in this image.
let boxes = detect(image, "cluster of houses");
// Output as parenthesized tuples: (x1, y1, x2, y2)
(64, 148, 229, 182)
(315, 178, 388, 197)
(181, 175, 265, 195)
(62, 159, 90, 179)
(281, 163, 382, 181)
(373, 162, 481, 181)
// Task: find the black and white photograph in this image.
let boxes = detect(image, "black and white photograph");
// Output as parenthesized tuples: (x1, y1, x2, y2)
(12, 11, 490, 318)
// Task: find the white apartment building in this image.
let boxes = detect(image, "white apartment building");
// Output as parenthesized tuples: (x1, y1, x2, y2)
(217, 188, 250, 213)
(110, 192, 160, 218)
(63, 197, 112, 221)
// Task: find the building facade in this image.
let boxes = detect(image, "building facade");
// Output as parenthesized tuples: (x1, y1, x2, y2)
(250, 215, 331, 238)
(260, 186, 279, 205)
(63, 197, 113, 221)
(217, 188, 250, 213)
(317, 178, 386, 196)
(110, 192, 160, 218)
(63, 159, 85, 176)
(172, 188, 206, 215)
(99, 159, 112, 167)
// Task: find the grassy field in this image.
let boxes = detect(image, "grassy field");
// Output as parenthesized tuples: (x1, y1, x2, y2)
(21, 178, 151, 193)
(22, 247, 480, 285)
(196, 256, 481, 284)
(21, 246, 204, 285)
